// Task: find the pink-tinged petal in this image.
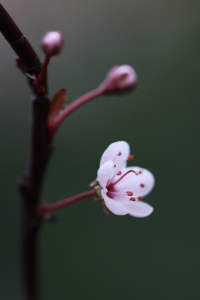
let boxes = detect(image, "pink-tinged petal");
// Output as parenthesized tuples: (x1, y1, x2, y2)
(107, 191, 129, 201)
(101, 189, 129, 215)
(120, 166, 155, 197)
(100, 141, 130, 170)
(97, 160, 114, 188)
(123, 201, 154, 218)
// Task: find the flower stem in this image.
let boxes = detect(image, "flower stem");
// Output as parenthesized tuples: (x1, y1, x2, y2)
(38, 190, 94, 218)
(37, 56, 50, 86)
(49, 87, 104, 135)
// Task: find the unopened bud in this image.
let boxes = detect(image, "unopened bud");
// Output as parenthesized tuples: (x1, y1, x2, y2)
(41, 31, 64, 57)
(100, 65, 137, 94)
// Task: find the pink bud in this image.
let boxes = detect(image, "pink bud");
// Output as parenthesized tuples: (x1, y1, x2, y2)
(41, 31, 64, 57)
(99, 65, 137, 94)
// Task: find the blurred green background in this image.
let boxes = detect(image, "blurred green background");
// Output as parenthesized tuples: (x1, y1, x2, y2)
(0, 0, 200, 299)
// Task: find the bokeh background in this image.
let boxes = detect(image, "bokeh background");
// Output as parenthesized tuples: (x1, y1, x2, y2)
(0, 0, 200, 299)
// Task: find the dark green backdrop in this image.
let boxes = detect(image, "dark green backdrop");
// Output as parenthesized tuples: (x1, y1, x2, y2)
(0, 0, 200, 299)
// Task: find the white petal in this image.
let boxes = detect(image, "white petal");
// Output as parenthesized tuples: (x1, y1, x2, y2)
(101, 189, 129, 215)
(123, 201, 154, 218)
(100, 141, 130, 170)
(118, 166, 155, 197)
(97, 160, 114, 188)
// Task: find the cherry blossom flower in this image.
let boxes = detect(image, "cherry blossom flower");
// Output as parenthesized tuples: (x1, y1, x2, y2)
(96, 141, 155, 217)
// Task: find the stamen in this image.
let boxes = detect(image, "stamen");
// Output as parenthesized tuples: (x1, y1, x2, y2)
(117, 171, 121, 175)
(140, 183, 145, 188)
(112, 152, 122, 164)
(126, 191, 133, 196)
(114, 164, 116, 168)
(138, 170, 143, 174)
(110, 170, 137, 188)
(138, 196, 143, 200)
(127, 154, 134, 161)
(130, 197, 136, 201)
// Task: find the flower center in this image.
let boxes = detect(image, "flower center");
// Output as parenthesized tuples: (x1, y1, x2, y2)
(106, 170, 144, 202)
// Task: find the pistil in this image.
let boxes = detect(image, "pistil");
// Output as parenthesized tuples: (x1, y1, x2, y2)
(109, 169, 137, 189)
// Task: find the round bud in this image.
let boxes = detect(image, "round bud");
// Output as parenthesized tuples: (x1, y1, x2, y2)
(100, 65, 137, 94)
(41, 31, 64, 57)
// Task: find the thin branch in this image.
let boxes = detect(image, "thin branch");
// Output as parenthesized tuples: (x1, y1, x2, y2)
(38, 190, 94, 218)
(49, 87, 104, 135)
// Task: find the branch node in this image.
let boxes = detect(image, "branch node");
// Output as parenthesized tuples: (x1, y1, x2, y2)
(13, 35, 24, 45)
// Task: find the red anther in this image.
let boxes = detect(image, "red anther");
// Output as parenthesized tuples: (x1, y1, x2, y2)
(138, 196, 143, 200)
(118, 152, 122, 156)
(117, 171, 122, 175)
(127, 154, 134, 161)
(130, 197, 136, 201)
(138, 170, 143, 174)
(114, 164, 116, 168)
(140, 183, 145, 188)
(126, 191, 133, 196)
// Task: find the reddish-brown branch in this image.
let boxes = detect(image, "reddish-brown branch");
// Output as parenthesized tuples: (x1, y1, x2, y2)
(18, 94, 53, 300)
(0, 4, 41, 75)
(0, 4, 52, 300)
